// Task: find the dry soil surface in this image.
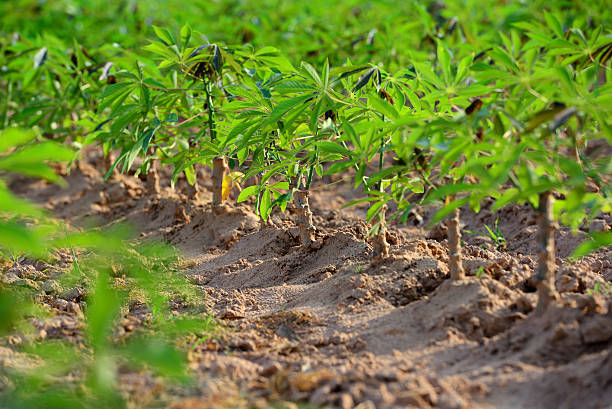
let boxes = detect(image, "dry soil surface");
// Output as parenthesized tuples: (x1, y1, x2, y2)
(5, 151, 612, 409)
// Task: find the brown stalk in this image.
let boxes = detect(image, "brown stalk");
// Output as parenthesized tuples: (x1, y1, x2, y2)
(293, 189, 316, 247)
(447, 196, 465, 280)
(212, 156, 227, 206)
(534, 191, 559, 312)
(146, 159, 160, 194)
(372, 204, 390, 260)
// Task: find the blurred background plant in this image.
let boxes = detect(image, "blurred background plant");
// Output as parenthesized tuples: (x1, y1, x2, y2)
(0, 128, 210, 408)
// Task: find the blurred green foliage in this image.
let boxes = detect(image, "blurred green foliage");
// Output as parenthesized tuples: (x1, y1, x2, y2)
(0, 129, 210, 408)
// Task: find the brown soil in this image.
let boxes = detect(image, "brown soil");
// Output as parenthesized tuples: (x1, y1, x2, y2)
(4, 148, 612, 409)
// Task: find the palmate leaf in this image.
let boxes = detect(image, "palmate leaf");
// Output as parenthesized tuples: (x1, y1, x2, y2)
(315, 141, 351, 156)
(370, 93, 398, 119)
(180, 23, 192, 49)
(436, 40, 451, 84)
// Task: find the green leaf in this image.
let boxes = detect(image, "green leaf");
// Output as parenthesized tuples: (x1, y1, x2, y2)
(366, 201, 385, 223)
(274, 80, 317, 93)
(429, 196, 470, 226)
(237, 185, 261, 203)
(343, 197, 379, 208)
(152, 26, 175, 46)
(0, 128, 36, 153)
(255, 46, 280, 56)
(122, 339, 186, 379)
(259, 189, 272, 221)
(316, 141, 351, 156)
(571, 232, 612, 259)
(301, 62, 322, 86)
(424, 183, 475, 203)
(0, 142, 74, 182)
(0, 222, 47, 256)
(265, 94, 313, 125)
(324, 160, 353, 175)
(180, 23, 192, 49)
(184, 165, 196, 185)
(102, 82, 135, 99)
(87, 272, 123, 350)
(437, 41, 451, 84)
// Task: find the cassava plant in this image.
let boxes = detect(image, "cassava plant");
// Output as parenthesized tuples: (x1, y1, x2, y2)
(418, 21, 611, 307)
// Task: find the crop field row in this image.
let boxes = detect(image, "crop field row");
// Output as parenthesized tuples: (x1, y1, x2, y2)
(1, 1, 611, 408)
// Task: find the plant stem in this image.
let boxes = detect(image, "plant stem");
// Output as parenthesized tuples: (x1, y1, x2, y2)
(205, 83, 216, 141)
(372, 138, 390, 260)
(534, 191, 558, 311)
(294, 189, 316, 246)
(378, 138, 384, 191)
(146, 157, 160, 194)
(447, 195, 465, 280)
(212, 156, 226, 206)
(2, 81, 11, 128)
(372, 204, 390, 260)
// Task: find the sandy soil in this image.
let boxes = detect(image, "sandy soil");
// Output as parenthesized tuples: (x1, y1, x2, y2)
(4, 149, 612, 409)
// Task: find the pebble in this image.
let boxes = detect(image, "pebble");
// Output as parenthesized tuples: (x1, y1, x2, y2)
(41, 279, 62, 295)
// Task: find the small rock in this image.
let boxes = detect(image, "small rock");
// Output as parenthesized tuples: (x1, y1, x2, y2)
(174, 205, 190, 223)
(557, 275, 580, 293)
(354, 400, 376, 409)
(516, 295, 534, 314)
(329, 332, 349, 345)
(41, 280, 62, 295)
(276, 324, 299, 342)
(60, 287, 85, 302)
(309, 384, 332, 406)
(581, 316, 612, 344)
(11, 265, 47, 281)
(14, 278, 39, 290)
(218, 307, 244, 320)
(230, 338, 256, 351)
(374, 370, 398, 382)
(428, 223, 448, 241)
(338, 393, 354, 409)
(260, 362, 282, 377)
(588, 219, 610, 233)
(1, 273, 20, 285)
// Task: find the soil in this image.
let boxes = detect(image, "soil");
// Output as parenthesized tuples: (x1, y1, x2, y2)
(3, 148, 612, 409)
